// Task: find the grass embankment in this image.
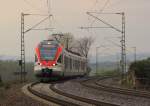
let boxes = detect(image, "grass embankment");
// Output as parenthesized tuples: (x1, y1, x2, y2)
(0, 82, 48, 106)
(0, 60, 35, 83)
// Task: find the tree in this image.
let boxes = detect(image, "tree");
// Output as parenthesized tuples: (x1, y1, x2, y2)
(129, 58, 150, 84)
(50, 33, 74, 50)
(49, 33, 94, 58)
(77, 36, 94, 58)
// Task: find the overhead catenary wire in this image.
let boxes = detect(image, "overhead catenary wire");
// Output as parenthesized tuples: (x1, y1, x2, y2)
(23, 0, 46, 13)
(88, 0, 99, 22)
(47, 0, 54, 35)
(104, 37, 133, 56)
(88, 0, 125, 28)
(24, 15, 52, 33)
(47, 0, 52, 14)
(87, 12, 122, 33)
(31, 28, 55, 31)
(99, 0, 110, 12)
(106, 0, 123, 10)
(90, 0, 110, 27)
(89, 0, 99, 11)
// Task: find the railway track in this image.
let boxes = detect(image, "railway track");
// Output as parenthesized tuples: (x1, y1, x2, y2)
(27, 79, 119, 106)
(81, 77, 150, 99)
(50, 83, 118, 106)
(27, 82, 79, 106)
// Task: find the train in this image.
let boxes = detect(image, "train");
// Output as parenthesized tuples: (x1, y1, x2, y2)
(34, 39, 87, 81)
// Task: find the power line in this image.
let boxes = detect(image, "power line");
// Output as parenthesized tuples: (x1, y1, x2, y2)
(106, 0, 123, 9)
(89, 0, 99, 11)
(31, 28, 55, 31)
(99, 0, 110, 12)
(47, 0, 52, 14)
(23, 0, 46, 12)
(24, 15, 52, 33)
(90, 0, 110, 27)
(87, 12, 122, 33)
(21, 13, 51, 16)
(46, 0, 53, 35)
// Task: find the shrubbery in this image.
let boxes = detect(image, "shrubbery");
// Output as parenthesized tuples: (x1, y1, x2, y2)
(129, 58, 150, 84)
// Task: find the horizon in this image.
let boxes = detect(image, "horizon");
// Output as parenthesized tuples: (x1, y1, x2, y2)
(1, 52, 150, 63)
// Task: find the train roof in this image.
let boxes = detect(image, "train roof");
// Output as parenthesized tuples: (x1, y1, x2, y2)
(66, 49, 81, 56)
(38, 39, 86, 60)
(39, 40, 59, 45)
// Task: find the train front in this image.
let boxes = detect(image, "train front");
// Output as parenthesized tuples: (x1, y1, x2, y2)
(34, 40, 63, 81)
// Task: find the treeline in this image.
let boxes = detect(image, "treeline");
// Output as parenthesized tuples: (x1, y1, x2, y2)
(0, 60, 36, 83)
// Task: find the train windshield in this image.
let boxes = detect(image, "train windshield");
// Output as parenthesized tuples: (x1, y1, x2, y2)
(40, 45, 57, 60)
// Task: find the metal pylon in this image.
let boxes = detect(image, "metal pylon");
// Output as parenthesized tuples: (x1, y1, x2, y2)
(21, 13, 26, 82)
(121, 12, 126, 76)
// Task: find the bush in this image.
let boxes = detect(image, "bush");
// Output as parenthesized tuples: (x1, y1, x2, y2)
(129, 58, 150, 84)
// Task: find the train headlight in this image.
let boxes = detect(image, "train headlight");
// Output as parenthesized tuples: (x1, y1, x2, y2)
(37, 62, 42, 66)
(53, 64, 55, 66)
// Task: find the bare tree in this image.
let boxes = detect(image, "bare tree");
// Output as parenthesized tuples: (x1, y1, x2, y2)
(62, 33, 74, 50)
(49, 33, 94, 58)
(50, 33, 74, 50)
(77, 36, 94, 58)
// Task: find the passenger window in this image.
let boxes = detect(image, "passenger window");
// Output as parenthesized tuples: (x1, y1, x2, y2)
(70, 58, 72, 70)
(64, 56, 68, 69)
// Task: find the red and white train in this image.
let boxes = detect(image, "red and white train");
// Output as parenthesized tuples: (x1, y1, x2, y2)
(34, 39, 87, 81)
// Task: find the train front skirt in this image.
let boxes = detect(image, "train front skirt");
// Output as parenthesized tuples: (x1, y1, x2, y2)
(34, 66, 64, 81)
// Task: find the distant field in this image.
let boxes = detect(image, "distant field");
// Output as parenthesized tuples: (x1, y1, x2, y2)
(89, 62, 122, 76)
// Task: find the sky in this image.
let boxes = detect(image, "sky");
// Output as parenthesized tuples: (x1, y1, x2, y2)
(0, 0, 150, 61)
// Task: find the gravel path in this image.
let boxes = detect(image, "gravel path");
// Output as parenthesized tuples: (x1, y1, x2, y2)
(56, 80, 150, 106)
(0, 83, 49, 106)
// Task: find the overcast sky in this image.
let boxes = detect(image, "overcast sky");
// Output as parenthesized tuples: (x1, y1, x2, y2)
(0, 0, 150, 60)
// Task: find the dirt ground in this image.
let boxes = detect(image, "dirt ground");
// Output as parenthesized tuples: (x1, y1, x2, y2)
(0, 82, 49, 106)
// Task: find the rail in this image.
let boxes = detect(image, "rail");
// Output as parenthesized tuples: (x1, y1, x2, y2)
(81, 77, 150, 99)
(50, 81, 119, 106)
(27, 82, 80, 106)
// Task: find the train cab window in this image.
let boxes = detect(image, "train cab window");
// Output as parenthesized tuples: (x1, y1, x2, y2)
(35, 55, 38, 62)
(57, 54, 62, 63)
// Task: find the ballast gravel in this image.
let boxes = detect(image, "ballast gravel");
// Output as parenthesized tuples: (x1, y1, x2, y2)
(55, 79, 150, 106)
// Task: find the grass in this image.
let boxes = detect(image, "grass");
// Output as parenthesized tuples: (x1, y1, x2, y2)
(0, 82, 11, 89)
(0, 60, 36, 83)
(0, 82, 10, 100)
(95, 69, 121, 77)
